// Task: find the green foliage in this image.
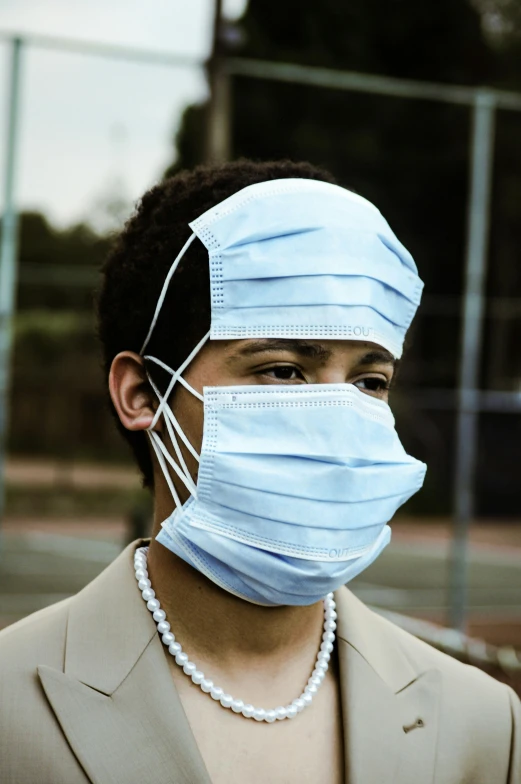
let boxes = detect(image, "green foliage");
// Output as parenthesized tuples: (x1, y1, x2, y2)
(16, 211, 112, 311)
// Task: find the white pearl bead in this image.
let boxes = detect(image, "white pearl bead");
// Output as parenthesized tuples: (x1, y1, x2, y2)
(210, 686, 224, 701)
(286, 704, 298, 719)
(162, 632, 175, 646)
(326, 592, 334, 600)
(134, 549, 334, 721)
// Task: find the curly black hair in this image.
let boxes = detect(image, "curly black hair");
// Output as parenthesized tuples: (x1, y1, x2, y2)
(96, 159, 337, 488)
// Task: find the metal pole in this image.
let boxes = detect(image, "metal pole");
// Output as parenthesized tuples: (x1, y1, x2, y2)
(448, 90, 496, 632)
(204, 0, 231, 163)
(0, 37, 23, 533)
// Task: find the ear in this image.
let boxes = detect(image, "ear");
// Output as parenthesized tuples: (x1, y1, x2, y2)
(109, 351, 159, 432)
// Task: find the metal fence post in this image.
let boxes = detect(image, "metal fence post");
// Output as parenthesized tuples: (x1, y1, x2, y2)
(0, 37, 23, 535)
(448, 90, 496, 632)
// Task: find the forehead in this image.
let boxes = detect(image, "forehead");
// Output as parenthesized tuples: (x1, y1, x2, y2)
(224, 338, 397, 365)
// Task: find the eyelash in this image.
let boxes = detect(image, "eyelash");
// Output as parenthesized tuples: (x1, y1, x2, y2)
(258, 364, 391, 393)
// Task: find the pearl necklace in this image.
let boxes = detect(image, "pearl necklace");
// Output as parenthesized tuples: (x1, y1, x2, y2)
(134, 546, 337, 723)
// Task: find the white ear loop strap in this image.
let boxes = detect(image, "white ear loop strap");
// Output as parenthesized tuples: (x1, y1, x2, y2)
(140, 232, 197, 355)
(147, 372, 199, 495)
(148, 430, 182, 508)
(145, 355, 204, 403)
(148, 426, 197, 498)
(147, 372, 201, 464)
(140, 231, 209, 509)
(147, 329, 210, 429)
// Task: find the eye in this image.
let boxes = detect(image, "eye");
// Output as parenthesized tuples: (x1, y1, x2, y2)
(260, 365, 305, 382)
(353, 376, 390, 396)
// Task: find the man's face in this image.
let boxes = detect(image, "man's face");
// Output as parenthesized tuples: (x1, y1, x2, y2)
(167, 338, 397, 505)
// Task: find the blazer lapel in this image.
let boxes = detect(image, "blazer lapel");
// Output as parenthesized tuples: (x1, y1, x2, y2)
(38, 540, 211, 784)
(335, 587, 440, 784)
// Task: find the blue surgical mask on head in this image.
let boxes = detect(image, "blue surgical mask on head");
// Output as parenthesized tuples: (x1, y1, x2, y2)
(140, 178, 426, 606)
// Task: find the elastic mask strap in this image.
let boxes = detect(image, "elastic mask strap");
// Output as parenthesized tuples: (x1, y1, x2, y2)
(147, 374, 198, 497)
(148, 427, 197, 499)
(139, 232, 209, 511)
(144, 332, 210, 508)
(140, 233, 197, 355)
(148, 430, 182, 508)
(147, 371, 201, 464)
(147, 330, 210, 429)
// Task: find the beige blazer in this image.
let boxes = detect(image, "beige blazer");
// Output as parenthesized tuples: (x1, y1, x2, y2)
(0, 540, 519, 784)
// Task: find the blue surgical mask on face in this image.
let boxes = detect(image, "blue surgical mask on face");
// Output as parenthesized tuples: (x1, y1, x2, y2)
(156, 383, 426, 606)
(139, 178, 426, 606)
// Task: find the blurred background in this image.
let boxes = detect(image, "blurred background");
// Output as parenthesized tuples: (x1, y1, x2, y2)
(0, 0, 520, 692)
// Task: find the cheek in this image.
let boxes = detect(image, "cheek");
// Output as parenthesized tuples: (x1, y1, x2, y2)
(171, 386, 204, 454)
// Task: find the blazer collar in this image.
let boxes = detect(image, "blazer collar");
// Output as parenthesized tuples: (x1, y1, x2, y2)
(38, 542, 441, 784)
(335, 586, 441, 784)
(38, 540, 212, 784)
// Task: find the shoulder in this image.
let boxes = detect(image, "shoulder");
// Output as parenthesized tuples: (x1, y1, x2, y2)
(365, 600, 514, 701)
(382, 614, 521, 778)
(336, 588, 519, 757)
(0, 598, 71, 725)
(0, 595, 70, 672)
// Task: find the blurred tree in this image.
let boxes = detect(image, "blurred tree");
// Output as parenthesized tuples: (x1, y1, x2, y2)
(16, 211, 111, 310)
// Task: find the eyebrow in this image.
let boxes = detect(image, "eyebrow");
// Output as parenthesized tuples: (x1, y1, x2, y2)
(235, 339, 332, 361)
(355, 350, 397, 367)
(233, 339, 397, 367)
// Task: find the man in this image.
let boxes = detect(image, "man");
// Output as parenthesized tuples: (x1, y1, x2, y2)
(0, 159, 519, 784)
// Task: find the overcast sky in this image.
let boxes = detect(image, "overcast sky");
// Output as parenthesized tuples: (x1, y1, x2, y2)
(0, 0, 247, 229)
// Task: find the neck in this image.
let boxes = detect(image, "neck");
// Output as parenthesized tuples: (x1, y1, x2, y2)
(145, 488, 332, 707)
(147, 537, 324, 669)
